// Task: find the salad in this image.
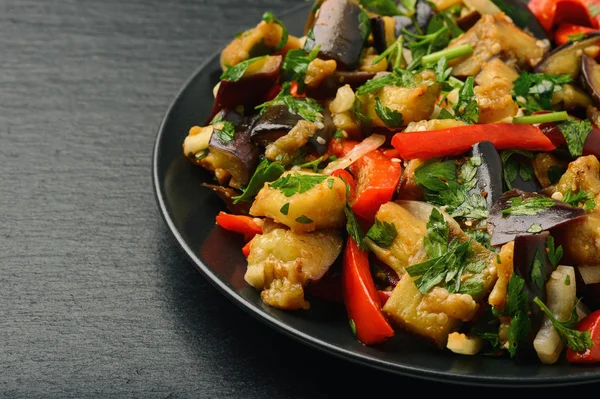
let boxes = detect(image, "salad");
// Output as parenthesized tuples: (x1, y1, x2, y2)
(182, 0, 600, 365)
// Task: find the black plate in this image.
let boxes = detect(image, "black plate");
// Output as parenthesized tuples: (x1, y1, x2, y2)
(152, 3, 600, 387)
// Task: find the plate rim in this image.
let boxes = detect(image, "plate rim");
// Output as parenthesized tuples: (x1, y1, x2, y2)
(151, 2, 600, 387)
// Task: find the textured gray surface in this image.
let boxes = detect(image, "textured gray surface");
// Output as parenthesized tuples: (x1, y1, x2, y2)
(0, 0, 595, 397)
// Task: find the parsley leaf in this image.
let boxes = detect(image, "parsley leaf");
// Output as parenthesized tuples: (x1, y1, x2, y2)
(533, 297, 594, 352)
(282, 47, 320, 88)
(280, 203, 290, 215)
(423, 208, 449, 259)
(269, 172, 328, 197)
(220, 56, 267, 82)
(527, 223, 543, 233)
(465, 230, 492, 249)
(256, 82, 323, 122)
(435, 56, 453, 86)
(296, 215, 313, 224)
(366, 218, 398, 247)
(558, 118, 593, 158)
(414, 158, 488, 219)
(505, 274, 531, 358)
(262, 12, 288, 50)
(512, 72, 572, 113)
(454, 76, 479, 124)
(356, 68, 416, 95)
(546, 235, 563, 268)
(233, 159, 285, 203)
(345, 205, 367, 250)
(501, 196, 555, 216)
(530, 249, 546, 290)
(501, 150, 535, 190)
(211, 117, 236, 144)
(563, 189, 596, 211)
(374, 97, 404, 128)
(359, 0, 401, 15)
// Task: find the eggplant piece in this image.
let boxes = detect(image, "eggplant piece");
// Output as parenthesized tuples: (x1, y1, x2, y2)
(487, 189, 586, 247)
(303, 0, 367, 70)
(308, 109, 335, 154)
(371, 16, 391, 55)
(208, 55, 282, 123)
(250, 105, 303, 147)
(535, 32, 600, 79)
(305, 71, 376, 99)
(457, 10, 481, 31)
(540, 121, 600, 160)
(469, 141, 504, 210)
(581, 54, 600, 108)
(504, 152, 543, 193)
(574, 265, 600, 309)
(512, 232, 554, 360)
(208, 110, 260, 187)
(201, 183, 251, 215)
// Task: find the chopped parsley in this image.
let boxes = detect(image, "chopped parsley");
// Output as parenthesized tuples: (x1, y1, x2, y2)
(374, 97, 403, 128)
(530, 249, 547, 290)
(262, 12, 288, 50)
(512, 72, 572, 113)
(454, 76, 479, 124)
(356, 68, 416, 95)
(414, 157, 488, 219)
(209, 114, 236, 144)
(465, 230, 492, 249)
(563, 189, 596, 211)
(293, 155, 325, 173)
(359, 0, 402, 16)
(547, 235, 563, 268)
(295, 215, 314, 224)
(233, 159, 285, 203)
(280, 203, 290, 215)
(501, 196, 555, 216)
(256, 82, 323, 122)
(557, 118, 593, 158)
(501, 150, 535, 190)
(527, 223, 543, 233)
(366, 218, 398, 247)
(533, 297, 594, 352)
(220, 55, 267, 82)
(345, 205, 367, 250)
(405, 209, 483, 295)
(281, 46, 320, 88)
(269, 172, 328, 197)
(505, 274, 531, 358)
(568, 32, 587, 42)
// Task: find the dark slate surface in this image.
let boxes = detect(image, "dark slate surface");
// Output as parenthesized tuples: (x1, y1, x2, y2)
(1, 0, 597, 397)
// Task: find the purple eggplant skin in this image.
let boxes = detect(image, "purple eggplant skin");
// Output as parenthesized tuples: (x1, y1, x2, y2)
(456, 10, 481, 31)
(487, 189, 586, 247)
(505, 152, 542, 193)
(469, 141, 504, 210)
(201, 183, 251, 216)
(208, 110, 260, 186)
(303, 0, 368, 70)
(512, 232, 554, 361)
(535, 32, 600, 79)
(581, 54, 600, 108)
(305, 71, 377, 99)
(250, 105, 303, 147)
(371, 16, 390, 55)
(208, 55, 282, 123)
(308, 109, 336, 154)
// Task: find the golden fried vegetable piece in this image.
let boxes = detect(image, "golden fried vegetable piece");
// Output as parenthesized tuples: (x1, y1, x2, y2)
(305, 58, 337, 88)
(488, 241, 514, 311)
(365, 202, 428, 276)
(554, 155, 600, 264)
(250, 171, 347, 233)
(245, 227, 343, 310)
(475, 77, 519, 123)
(447, 332, 485, 355)
(220, 20, 301, 70)
(420, 287, 479, 322)
(532, 153, 568, 189)
(475, 58, 519, 88)
(448, 13, 548, 77)
(404, 119, 466, 132)
(264, 121, 318, 164)
(361, 70, 441, 127)
(383, 274, 461, 348)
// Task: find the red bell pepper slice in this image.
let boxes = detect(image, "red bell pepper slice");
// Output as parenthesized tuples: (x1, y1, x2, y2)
(566, 309, 600, 363)
(241, 239, 253, 257)
(339, 141, 402, 222)
(342, 237, 394, 345)
(555, 23, 598, 45)
(377, 290, 393, 306)
(215, 211, 262, 241)
(529, 0, 597, 32)
(330, 169, 357, 202)
(391, 124, 556, 160)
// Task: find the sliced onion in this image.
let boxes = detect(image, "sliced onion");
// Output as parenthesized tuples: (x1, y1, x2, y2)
(323, 134, 386, 174)
(463, 0, 501, 15)
(578, 265, 600, 285)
